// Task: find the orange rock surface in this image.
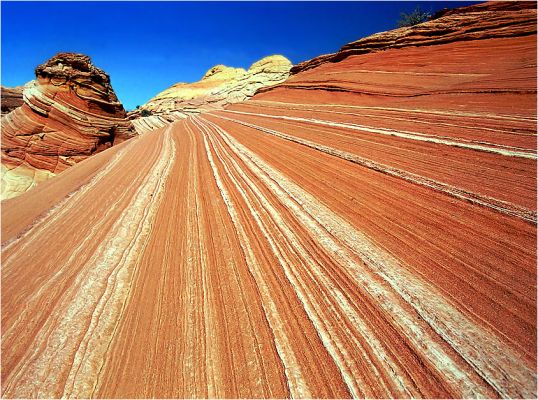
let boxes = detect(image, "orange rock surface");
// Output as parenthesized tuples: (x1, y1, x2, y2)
(1, 1, 536, 398)
(290, 1, 536, 74)
(1, 53, 135, 200)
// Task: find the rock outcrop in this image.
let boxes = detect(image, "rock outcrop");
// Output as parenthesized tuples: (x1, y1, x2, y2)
(1, 2, 536, 398)
(1, 85, 25, 115)
(290, 1, 536, 74)
(129, 55, 292, 133)
(1, 53, 135, 200)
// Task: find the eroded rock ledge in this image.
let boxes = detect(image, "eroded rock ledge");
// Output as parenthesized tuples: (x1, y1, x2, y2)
(1, 52, 135, 200)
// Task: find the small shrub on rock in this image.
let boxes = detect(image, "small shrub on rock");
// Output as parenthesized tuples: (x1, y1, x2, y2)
(397, 6, 431, 27)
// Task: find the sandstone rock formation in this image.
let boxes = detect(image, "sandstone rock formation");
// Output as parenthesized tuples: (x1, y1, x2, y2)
(1, 85, 25, 115)
(1, 2, 536, 398)
(290, 1, 536, 74)
(1, 53, 135, 200)
(129, 55, 291, 133)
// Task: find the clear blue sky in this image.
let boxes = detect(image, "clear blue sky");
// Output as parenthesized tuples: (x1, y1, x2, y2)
(1, 1, 476, 110)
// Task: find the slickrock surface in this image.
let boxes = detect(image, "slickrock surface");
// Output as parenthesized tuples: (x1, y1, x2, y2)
(291, 1, 536, 74)
(1, 2, 536, 398)
(130, 55, 291, 133)
(1, 85, 25, 115)
(1, 53, 135, 200)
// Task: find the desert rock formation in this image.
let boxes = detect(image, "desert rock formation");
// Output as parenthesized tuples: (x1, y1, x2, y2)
(1, 85, 25, 115)
(290, 1, 536, 74)
(1, 1, 536, 398)
(1, 53, 135, 200)
(130, 55, 292, 133)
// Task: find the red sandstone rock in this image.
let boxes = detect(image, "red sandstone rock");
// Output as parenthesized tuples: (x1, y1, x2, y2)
(1, 53, 135, 199)
(1, 85, 25, 115)
(290, 1, 536, 74)
(1, 1, 536, 398)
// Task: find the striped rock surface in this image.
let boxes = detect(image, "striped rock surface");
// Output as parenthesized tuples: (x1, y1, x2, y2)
(1, 53, 135, 200)
(1, 1, 536, 398)
(290, 1, 537, 74)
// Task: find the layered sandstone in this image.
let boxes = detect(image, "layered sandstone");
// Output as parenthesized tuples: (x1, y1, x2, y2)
(130, 55, 292, 133)
(1, 85, 25, 115)
(290, 1, 536, 74)
(1, 53, 135, 200)
(2, 2, 536, 398)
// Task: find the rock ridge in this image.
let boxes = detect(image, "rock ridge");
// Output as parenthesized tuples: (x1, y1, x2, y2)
(290, 1, 536, 74)
(129, 55, 292, 133)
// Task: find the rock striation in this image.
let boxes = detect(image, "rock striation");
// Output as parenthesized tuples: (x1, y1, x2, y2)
(1, 53, 135, 200)
(290, 1, 536, 74)
(1, 1, 536, 398)
(129, 55, 292, 133)
(1, 85, 25, 115)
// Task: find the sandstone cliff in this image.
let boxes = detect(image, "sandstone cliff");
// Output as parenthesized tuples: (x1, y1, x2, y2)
(1, 53, 135, 200)
(1, 85, 25, 115)
(130, 55, 292, 133)
(1, 2, 536, 398)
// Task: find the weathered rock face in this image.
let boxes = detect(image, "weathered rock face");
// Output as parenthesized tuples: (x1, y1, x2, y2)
(1, 53, 135, 200)
(129, 55, 292, 133)
(291, 1, 536, 74)
(1, 2, 536, 399)
(1, 85, 25, 115)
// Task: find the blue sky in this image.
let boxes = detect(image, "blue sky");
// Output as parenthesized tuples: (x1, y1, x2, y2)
(1, 1, 476, 110)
